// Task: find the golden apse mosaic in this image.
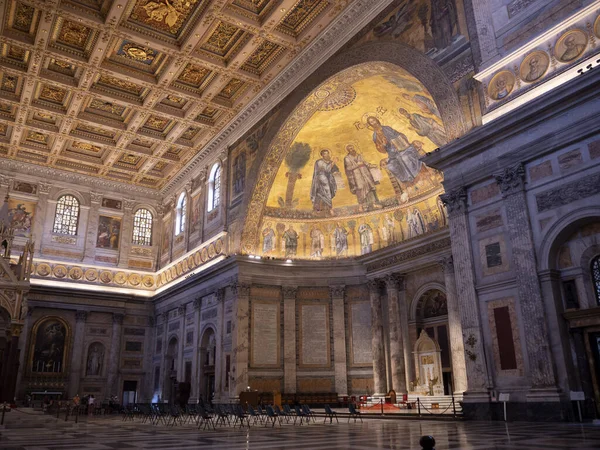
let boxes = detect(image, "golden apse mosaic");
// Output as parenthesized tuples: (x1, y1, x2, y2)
(0, 0, 350, 190)
(243, 62, 448, 260)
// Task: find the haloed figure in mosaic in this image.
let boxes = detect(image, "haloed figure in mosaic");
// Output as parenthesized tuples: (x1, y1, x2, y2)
(397, 108, 447, 148)
(344, 143, 382, 212)
(310, 149, 340, 215)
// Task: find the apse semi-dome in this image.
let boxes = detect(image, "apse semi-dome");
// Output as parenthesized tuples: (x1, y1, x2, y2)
(248, 62, 448, 259)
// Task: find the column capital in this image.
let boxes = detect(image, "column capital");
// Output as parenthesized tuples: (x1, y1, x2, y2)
(177, 305, 185, 316)
(90, 192, 103, 203)
(38, 182, 52, 194)
(9, 323, 23, 337)
(75, 310, 88, 322)
(0, 174, 13, 188)
(232, 282, 251, 297)
(367, 279, 382, 294)
(495, 163, 525, 197)
(148, 315, 156, 327)
(216, 287, 226, 302)
(112, 313, 124, 325)
(123, 199, 136, 211)
(330, 285, 345, 299)
(193, 297, 202, 310)
(162, 311, 169, 321)
(438, 255, 454, 273)
(440, 187, 467, 216)
(282, 286, 297, 299)
(384, 274, 405, 291)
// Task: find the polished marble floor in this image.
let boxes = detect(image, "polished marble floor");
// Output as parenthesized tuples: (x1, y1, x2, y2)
(2, 413, 600, 450)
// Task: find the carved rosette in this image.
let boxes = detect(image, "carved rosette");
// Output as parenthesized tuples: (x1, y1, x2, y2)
(113, 313, 124, 325)
(440, 187, 468, 217)
(330, 285, 345, 299)
(384, 274, 404, 291)
(438, 255, 454, 274)
(75, 310, 88, 322)
(495, 163, 525, 197)
(281, 286, 297, 299)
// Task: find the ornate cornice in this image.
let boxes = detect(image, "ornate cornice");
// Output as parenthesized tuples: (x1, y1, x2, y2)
(161, 0, 393, 196)
(366, 237, 452, 272)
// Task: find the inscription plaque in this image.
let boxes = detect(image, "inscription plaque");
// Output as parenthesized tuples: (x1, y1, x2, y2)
(300, 304, 329, 367)
(251, 302, 279, 367)
(351, 302, 372, 366)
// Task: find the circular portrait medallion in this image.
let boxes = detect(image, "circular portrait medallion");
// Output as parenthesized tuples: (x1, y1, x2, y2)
(554, 29, 588, 63)
(519, 51, 550, 83)
(488, 70, 515, 101)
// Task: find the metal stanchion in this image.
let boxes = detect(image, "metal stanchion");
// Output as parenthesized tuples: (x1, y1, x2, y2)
(452, 394, 456, 418)
(381, 398, 384, 416)
(417, 398, 421, 417)
(420, 435, 435, 450)
(1, 403, 7, 425)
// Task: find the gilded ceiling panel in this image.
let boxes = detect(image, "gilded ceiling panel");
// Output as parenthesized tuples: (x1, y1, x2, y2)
(0, 0, 352, 189)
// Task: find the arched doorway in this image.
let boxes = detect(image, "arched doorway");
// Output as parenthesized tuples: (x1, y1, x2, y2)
(413, 289, 452, 394)
(164, 337, 178, 404)
(542, 214, 600, 417)
(198, 328, 215, 404)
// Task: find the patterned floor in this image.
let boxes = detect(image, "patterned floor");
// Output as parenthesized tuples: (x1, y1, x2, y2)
(2, 413, 600, 449)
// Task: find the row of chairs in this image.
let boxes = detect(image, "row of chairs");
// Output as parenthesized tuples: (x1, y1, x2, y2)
(122, 402, 363, 428)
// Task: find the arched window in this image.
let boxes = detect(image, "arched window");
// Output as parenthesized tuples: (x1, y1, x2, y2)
(175, 192, 187, 236)
(592, 255, 600, 305)
(52, 195, 80, 235)
(132, 208, 153, 246)
(207, 163, 221, 212)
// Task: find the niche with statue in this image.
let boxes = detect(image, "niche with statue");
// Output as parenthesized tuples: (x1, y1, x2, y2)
(411, 330, 444, 396)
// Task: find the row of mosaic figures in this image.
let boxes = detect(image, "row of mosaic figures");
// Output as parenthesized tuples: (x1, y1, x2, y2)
(487, 17, 600, 103)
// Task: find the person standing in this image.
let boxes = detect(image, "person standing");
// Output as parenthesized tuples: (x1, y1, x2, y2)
(88, 395, 95, 416)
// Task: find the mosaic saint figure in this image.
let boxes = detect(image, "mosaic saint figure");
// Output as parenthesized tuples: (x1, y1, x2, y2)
(333, 223, 349, 257)
(367, 116, 422, 184)
(380, 214, 396, 245)
(398, 108, 447, 148)
(344, 143, 381, 211)
(282, 225, 298, 258)
(262, 222, 275, 254)
(358, 222, 374, 255)
(310, 227, 325, 258)
(402, 93, 441, 119)
(430, 0, 458, 50)
(407, 208, 426, 238)
(310, 149, 340, 215)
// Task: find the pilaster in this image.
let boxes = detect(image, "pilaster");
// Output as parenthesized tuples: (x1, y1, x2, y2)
(495, 164, 558, 397)
(368, 279, 386, 396)
(32, 182, 51, 254)
(330, 285, 348, 397)
(282, 286, 298, 394)
(68, 310, 87, 397)
(83, 193, 102, 263)
(214, 288, 225, 400)
(439, 256, 468, 393)
(191, 298, 202, 400)
(231, 283, 250, 398)
(142, 315, 155, 402)
(440, 187, 490, 400)
(118, 199, 136, 268)
(106, 313, 124, 397)
(384, 275, 407, 393)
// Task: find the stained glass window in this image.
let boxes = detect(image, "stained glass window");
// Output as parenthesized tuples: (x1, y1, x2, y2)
(592, 255, 600, 305)
(208, 163, 221, 212)
(52, 195, 80, 235)
(175, 192, 187, 236)
(132, 208, 153, 246)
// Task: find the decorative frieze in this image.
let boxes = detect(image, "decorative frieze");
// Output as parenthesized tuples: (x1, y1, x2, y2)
(536, 172, 600, 212)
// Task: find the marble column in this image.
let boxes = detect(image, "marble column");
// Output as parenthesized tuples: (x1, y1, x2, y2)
(117, 199, 136, 268)
(440, 188, 490, 400)
(142, 315, 155, 402)
(368, 279, 387, 396)
(83, 192, 102, 263)
(177, 305, 186, 379)
(191, 298, 202, 401)
(396, 276, 413, 389)
(495, 165, 557, 397)
(15, 307, 34, 398)
(231, 283, 250, 399)
(439, 256, 468, 393)
(384, 275, 407, 393)
(330, 286, 348, 396)
(160, 311, 169, 399)
(282, 286, 297, 394)
(32, 182, 51, 254)
(68, 311, 87, 397)
(106, 313, 124, 397)
(214, 288, 225, 400)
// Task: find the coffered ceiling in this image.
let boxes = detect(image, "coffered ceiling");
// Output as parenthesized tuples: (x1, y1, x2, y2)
(0, 0, 352, 190)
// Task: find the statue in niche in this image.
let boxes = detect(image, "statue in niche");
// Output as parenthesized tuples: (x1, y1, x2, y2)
(86, 343, 104, 376)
